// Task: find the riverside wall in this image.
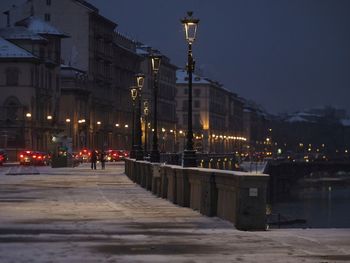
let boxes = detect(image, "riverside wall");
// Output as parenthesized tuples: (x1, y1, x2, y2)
(125, 158, 269, 231)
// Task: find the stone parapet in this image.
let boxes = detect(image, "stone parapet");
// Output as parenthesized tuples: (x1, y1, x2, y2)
(124, 158, 269, 231)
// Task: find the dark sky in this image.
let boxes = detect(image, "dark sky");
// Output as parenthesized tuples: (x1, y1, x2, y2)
(1, 0, 350, 114)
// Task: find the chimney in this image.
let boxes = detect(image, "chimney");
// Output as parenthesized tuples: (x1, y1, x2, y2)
(3, 11, 10, 27)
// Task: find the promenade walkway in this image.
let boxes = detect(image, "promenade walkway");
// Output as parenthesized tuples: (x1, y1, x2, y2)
(0, 163, 349, 262)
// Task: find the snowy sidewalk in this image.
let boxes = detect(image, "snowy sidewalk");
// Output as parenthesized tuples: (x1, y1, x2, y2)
(0, 163, 349, 262)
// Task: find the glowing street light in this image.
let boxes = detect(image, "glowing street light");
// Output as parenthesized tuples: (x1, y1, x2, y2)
(181, 11, 199, 167)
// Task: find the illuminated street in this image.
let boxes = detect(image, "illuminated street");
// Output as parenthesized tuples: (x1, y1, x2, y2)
(0, 163, 349, 262)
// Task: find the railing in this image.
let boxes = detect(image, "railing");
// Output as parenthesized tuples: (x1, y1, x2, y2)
(125, 158, 269, 231)
(159, 152, 239, 170)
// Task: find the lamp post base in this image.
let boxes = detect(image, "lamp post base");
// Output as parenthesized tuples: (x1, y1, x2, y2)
(182, 149, 197, 167)
(135, 149, 144, 161)
(150, 150, 160, 163)
(130, 150, 136, 159)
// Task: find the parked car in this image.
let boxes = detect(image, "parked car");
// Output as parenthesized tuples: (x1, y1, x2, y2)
(0, 149, 7, 166)
(117, 150, 129, 159)
(78, 148, 91, 162)
(31, 151, 50, 166)
(106, 150, 120, 162)
(19, 150, 33, 165)
(19, 150, 50, 166)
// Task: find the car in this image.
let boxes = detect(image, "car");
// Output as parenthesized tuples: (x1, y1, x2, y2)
(31, 151, 50, 166)
(117, 150, 129, 159)
(106, 150, 120, 162)
(0, 149, 7, 166)
(19, 150, 50, 166)
(19, 150, 33, 165)
(78, 148, 91, 162)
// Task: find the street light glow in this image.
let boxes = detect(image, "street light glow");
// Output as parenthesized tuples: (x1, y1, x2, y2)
(47, 115, 52, 120)
(66, 118, 71, 123)
(26, 113, 32, 118)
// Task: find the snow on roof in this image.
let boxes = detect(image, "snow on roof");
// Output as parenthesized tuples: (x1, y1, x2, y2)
(0, 26, 47, 41)
(0, 37, 36, 59)
(341, 119, 350, 127)
(16, 17, 69, 38)
(136, 48, 149, 56)
(176, 69, 210, 84)
(285, 115, 308, 123)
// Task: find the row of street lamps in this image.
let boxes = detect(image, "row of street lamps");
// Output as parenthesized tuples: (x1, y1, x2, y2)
(129, 11, 199, 167)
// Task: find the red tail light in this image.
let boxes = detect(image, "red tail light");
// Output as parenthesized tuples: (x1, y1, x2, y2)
(20, 154, 24, 158)
(33, 155, 37, 159)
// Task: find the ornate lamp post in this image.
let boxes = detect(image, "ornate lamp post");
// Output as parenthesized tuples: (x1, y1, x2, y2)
(135, 74, 145, 160)
(150, 54, 162, 163)
(143, 100, 149, 156)
(130, 86, 138, 158)
(181, 11, 199, 167)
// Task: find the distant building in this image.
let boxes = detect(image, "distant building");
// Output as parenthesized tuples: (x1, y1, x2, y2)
(0, 17, 66, 159)
(176, 69, 244, 153)
(242, 100, 270, 156)
(270, 106, 350, 157)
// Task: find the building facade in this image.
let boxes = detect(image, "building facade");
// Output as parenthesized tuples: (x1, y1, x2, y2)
(6, 0, 142, 152)
(0, 17, 65, 160)
(176, 69, 245, 153)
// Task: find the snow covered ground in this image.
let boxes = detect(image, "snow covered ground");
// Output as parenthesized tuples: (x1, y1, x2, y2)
(0, 163, 349, 262)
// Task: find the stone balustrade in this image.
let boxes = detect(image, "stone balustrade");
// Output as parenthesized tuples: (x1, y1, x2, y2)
(125, 158, 269, 231)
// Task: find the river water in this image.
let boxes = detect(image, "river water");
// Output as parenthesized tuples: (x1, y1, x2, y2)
(270, 183, 350, 228)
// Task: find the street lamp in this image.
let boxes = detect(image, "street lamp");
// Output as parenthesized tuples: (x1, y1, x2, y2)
(135, 73, 145, 160)
(150, 54, 162, 163)
(143, 100, 149, 156)
(130, 86, 138, 158)
(181, 11, 199, 167)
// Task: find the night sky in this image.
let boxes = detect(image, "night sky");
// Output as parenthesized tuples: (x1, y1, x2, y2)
(1, 0, 350, 114)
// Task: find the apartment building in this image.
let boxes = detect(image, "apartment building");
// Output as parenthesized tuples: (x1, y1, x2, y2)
(6, 0, 142, 151)
(0, 17, 65, 159)
(176, 69, 245, 153)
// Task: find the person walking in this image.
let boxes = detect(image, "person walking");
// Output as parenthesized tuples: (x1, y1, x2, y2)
(100, 150, 106, 170)
(90, 150, 97, 170)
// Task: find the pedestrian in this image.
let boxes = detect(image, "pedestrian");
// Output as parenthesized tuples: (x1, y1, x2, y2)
(90, 149, 97, 170)
(100, 150, 106, 170)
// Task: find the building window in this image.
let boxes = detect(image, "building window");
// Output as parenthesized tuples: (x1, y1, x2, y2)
(194, 88, 201, 96)
(3, 96, 21, 121)
(183, 114, 188, 126)
(194, 100, 200, 108)
(6, 68, 19, 86)
(46, 0, 51, 6)
(44, 13, 51, 22)
(194, 114, 202, 129)
(182, 100, 188, 111)
(184, 88, 188, 95)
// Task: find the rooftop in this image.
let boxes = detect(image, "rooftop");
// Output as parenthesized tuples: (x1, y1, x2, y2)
(15, 16, 69, 38)
(0, 36, 36, 59)
(176, 69, 210, 85)
(0, 26, 47, 42)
